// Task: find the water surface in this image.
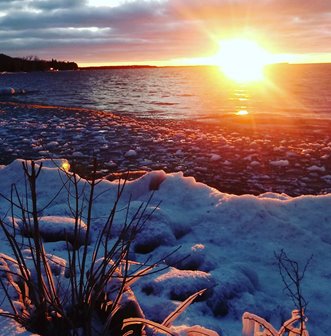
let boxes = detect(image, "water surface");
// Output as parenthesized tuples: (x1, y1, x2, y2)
(1, 64, 331, 122)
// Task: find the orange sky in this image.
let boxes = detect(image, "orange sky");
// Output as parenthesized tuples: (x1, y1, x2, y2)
(1, 0, 331, 66)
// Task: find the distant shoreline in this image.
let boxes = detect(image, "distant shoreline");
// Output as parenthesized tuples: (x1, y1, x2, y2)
(78, 62, 331, 71)
(79, 65, 158, 70)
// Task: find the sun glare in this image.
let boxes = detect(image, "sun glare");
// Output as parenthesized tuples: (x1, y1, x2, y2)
(216, 38, 271, 83)
(236, 110, 249, 116)
(61, 161, 70, 172)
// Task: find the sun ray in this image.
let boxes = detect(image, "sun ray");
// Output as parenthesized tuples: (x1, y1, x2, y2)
(214, 38, 271, 83)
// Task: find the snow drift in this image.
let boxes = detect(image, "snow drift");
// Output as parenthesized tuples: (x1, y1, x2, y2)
(0, 159, 330, 335)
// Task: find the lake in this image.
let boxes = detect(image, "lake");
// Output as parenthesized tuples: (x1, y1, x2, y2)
(1, 64, 331, 122)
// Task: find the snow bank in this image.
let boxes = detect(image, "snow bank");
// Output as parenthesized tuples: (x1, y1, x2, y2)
(17, 216, 88, 246)
(0, 159, 330, 335)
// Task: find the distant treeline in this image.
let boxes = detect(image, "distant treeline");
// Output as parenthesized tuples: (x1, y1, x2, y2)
(0, 53, 78, 72)
(80, 65, 158, 70)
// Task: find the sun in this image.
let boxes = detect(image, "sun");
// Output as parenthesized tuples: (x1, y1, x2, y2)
(215, 38, 271, 83)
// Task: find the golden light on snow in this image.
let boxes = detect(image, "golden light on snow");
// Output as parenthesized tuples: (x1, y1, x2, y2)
(62, 161, 70, 172)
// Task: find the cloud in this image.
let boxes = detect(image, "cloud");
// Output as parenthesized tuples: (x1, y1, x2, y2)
(0, 0, 330, 64)
(0, 0, 86, 11)
(0, 1, 166, 30)
(32, 0, 87, 10)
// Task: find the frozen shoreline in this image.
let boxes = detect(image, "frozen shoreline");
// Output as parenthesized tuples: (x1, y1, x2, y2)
(0, 159, 329, 335)
(0, 101, 331, 196)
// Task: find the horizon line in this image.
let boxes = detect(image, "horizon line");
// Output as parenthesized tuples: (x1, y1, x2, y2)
(78, 61, 331, 69)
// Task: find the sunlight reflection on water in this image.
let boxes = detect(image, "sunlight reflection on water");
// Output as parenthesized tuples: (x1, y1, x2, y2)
(1, 64, 331, 122)
(236, 110, 249, 116)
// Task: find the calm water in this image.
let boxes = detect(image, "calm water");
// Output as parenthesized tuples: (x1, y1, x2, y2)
(1, 64, 331, 121)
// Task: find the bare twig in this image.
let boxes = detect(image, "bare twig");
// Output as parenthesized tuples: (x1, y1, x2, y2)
(275, 249, 312, 336)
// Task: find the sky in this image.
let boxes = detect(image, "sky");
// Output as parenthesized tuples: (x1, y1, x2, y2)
(0, 0, 331, 66)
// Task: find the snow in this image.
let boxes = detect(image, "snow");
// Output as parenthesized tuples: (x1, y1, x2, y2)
(16, 216, 88, 246)
(0, 159, 330, 335)
(0, 315, 38, 335)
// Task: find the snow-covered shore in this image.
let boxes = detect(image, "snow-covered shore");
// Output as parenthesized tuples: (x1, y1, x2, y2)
(0, 159, 330, 335)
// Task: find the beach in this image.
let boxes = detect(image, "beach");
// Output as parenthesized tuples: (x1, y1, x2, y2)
(1, 1, 331, 334)
(1, 101, 330, 196)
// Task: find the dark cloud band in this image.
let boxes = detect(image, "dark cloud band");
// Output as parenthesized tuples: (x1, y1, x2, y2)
(0, 0, 330, 64)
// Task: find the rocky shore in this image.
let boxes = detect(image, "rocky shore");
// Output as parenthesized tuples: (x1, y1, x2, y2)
(1, 101, 330, 196)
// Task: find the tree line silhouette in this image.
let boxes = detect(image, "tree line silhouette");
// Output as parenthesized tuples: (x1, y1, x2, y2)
(0, 53, 78, 72)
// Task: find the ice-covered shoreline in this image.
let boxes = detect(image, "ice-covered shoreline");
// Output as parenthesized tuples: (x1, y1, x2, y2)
(0, 101, 331, 196)
(0, 159, 330, 335)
